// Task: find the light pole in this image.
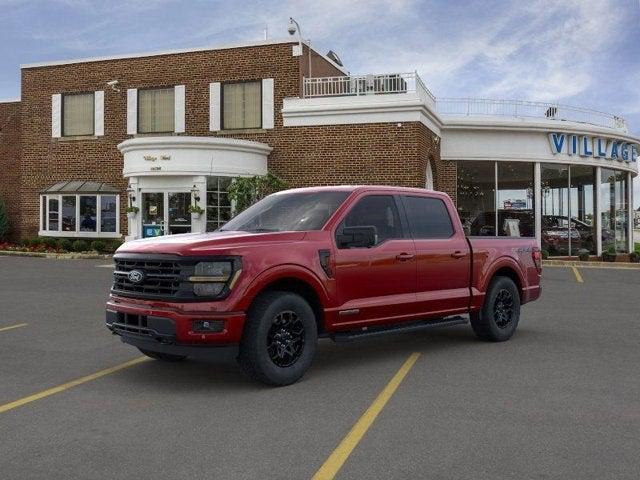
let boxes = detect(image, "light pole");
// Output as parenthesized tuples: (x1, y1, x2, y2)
(288, 17, 312, 80)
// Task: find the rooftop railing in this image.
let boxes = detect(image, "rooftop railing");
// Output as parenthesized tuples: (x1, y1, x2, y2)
(436, 97, 628, 132)
(302, 72, 436, 106)
(301, 73, 628, 132)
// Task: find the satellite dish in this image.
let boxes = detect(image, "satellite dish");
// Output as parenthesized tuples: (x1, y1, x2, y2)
(326, 50, 343, 67)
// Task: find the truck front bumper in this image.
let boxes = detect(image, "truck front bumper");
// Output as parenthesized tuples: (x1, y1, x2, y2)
(105, 297, 246, 352)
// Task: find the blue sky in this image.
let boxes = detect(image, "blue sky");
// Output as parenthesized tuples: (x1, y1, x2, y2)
(1, 0, 639, 198)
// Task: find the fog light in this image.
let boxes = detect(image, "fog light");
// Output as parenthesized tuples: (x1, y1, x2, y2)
(192, 319, 225, 333)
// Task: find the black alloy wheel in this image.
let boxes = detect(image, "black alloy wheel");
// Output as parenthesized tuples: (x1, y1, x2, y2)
(266, 310, 306, 367)
(493, 288, 515, 329)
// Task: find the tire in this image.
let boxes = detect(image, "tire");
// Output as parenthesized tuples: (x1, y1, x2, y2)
(470, 276, 521, 342)
(238, 291, 318, 386)
(138, 348, 187, 362)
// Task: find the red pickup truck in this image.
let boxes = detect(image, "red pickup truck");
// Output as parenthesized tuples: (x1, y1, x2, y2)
(106, 186, 541, 385)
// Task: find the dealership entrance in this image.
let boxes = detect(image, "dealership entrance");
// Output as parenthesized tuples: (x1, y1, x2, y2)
(141, 191, 192, 237)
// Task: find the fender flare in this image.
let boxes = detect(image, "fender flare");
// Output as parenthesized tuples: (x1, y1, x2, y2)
(235, 264, 331, 312)
(482, 256, 526, 294)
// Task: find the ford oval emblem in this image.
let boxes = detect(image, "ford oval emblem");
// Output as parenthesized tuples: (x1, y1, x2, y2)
(128, 269, 146, 285)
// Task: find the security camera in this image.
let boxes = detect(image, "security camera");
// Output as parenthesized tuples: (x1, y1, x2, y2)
(106, 80, 120, 92)
(287, 18, 297, 35)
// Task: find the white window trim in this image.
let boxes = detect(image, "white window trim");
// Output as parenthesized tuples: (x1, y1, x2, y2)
(39, 193, 121, 238)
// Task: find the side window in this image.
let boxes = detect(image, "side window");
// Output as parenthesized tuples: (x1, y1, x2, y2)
(340, 195, 403, 246)
(402, 196, 454, 239)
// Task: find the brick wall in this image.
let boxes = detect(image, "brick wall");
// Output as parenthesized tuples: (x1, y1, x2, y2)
(16, 41, 444, 239)
(0, 101, 21, 239)
(417, 123, 456, 203)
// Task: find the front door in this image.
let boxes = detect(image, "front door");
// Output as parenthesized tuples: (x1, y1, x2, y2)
(141, 192, 192, 237)
(333, 194, 417, 327)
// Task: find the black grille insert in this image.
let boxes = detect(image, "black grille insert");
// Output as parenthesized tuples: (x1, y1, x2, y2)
(113, 258, 182, 297)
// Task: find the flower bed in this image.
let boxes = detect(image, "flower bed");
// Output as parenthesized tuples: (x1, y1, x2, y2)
(0, 237, 122, 255)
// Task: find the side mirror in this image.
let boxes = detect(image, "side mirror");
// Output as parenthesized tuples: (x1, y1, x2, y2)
(337, 226, 377, 249)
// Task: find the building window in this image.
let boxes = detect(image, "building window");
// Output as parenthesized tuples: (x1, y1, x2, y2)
(497, 163, 535, 237)
(457, 161, 496, 236)
(570, 166, 596, 255)
(541, 164, 570, 256)
(206, 177, 232, 231)
(138, 87, 175, 133)
(601, 168, 628, 253)
(63, 92, 94, 136)
(222, 81, 261, 129)
(40, 194, 119, 237)
(61, 196, 76, 232)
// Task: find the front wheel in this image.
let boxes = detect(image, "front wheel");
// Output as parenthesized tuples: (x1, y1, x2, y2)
(470, 276, 521, 342)
(238, 291, 317, 386)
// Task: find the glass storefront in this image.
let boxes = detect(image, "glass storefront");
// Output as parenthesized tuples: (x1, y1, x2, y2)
(457, 161, 534, 238)
(457, 160, 631, 256)
(457, 161, 496, 236)
(206, 176, 233, 232)
(601, 168, 629, 253)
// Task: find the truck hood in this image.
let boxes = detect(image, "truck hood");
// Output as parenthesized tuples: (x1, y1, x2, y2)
(116, 231, 307, 256)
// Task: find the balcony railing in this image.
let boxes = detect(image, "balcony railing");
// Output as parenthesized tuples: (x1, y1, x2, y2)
(301, 74, 628, 132)
(302, 72, 436, 106)
(436, 97, 628, 132)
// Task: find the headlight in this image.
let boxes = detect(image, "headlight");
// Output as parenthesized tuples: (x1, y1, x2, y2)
(190, 261, 234, 297)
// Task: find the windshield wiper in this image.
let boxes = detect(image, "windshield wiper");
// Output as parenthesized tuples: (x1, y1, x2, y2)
(247, 228, 280, 233)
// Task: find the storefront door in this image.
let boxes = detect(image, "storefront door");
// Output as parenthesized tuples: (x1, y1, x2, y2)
(141, 192, 191, 237)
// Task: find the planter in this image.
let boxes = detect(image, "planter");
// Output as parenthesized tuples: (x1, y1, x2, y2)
(127, 212, 137, 220)
(191, 212, 202, 221)
(602, 253, 617, 262)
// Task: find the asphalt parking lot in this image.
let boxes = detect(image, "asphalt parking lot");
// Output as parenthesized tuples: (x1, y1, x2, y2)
(1, 256, 639, 480)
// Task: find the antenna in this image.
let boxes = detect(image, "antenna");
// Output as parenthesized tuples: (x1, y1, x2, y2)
(263, 24, 268, 40)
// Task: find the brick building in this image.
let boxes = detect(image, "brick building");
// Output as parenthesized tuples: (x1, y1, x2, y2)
(1, 38, 639, 255)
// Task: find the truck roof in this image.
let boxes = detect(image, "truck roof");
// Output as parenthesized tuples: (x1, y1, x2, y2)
(273, 185, 445, 196)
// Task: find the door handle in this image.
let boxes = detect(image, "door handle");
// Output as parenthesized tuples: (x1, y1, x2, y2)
(396, 253, 415, 261)
(451, 251, 466, 258)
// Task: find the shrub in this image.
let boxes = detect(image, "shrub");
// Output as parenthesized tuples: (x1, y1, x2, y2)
(630, 251, 640, 263)
(0, 197, 9, 241)
(58, 238, 73, 252)
(41, 237, 58, 249)
(107, 239, 123, 253)
(21, 238, 32, 247)
(577, 249, 590, 261)
(227, 173, 287, 214)
(29, 237, 43, 247)
(90, 240, 106, 252)
(72, 239, 89, 252)
(541, 249, 549, 260)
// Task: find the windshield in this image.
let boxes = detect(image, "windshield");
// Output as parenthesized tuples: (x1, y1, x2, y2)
(220, 191, 350, 233)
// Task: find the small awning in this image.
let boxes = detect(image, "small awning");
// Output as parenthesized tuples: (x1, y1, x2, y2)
(41, 180, 120, 194)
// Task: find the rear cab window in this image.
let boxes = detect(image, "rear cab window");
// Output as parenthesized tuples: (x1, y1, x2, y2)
(401, 195, 454, 239)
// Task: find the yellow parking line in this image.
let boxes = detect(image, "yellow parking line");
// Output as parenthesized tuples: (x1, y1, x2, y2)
(312, 352, 421, 480)
(0, 357, 149, 414)
(0, 323, 28, 333)
(571, 266, 584, 283)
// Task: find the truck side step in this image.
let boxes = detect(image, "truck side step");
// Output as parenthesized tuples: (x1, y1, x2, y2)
(330, 316, 468, 343)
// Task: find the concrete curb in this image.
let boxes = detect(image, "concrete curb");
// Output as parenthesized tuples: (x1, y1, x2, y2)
(543, 260, 640, 269)
(0, 250, 113, 260)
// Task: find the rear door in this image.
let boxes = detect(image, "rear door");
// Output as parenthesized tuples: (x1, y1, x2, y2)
(401, 194, 471, 316)
(333, 194, 417, 326)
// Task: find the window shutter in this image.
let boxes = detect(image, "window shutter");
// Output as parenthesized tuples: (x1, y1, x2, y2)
(174, 85, 185, 133)
(262, 78, 274, 129)
(51, 94, 62, 138)
(209, 82, 221, 131)
(127, 88, 137, 135)
(94, 90, 104, 136)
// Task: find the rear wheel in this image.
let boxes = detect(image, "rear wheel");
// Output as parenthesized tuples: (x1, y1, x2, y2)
(138, 348, 187, 362)
(238, 291, 317, 386)
(470, 276, 520, 342)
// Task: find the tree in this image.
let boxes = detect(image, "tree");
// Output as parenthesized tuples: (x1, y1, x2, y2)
(227, 173, 287, 214)
(0, 197, 9, 241)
